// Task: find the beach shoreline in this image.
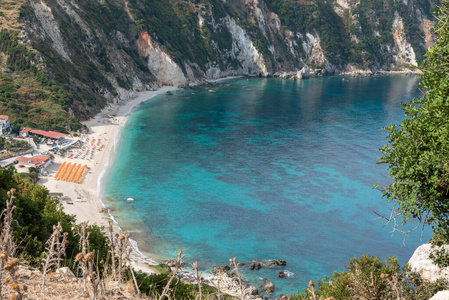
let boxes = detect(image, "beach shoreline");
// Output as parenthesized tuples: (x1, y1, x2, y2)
(39, 86, 179, 274)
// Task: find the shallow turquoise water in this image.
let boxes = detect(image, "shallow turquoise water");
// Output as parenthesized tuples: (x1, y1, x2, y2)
(103, 76, 428, 296)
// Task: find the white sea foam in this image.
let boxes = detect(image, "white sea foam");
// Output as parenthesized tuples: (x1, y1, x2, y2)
(97, 159, 108, 208)
(109, 214, 119, 225)
(283, 270, 294, 277)
(129, 237, 145, 256)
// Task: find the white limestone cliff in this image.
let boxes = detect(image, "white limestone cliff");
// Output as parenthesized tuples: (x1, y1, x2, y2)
(392, 11, 417, 66)
(29, 0, 71, 62)
(137, 32, 188, 87)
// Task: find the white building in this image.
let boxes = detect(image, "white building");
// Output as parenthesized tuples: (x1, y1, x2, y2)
(0, 115, 10, 135)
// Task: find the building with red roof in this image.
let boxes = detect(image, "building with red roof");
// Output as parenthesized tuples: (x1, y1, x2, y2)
(29, 129, 65, 140)
(19, 127, 33, 138)
(15, 155, 52, 172)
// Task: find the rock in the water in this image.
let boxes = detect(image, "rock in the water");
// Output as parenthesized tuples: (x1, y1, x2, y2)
(248, 286, 259, 295)
(278, 271, 288, 278)
(408, 244, 449, 282)
(265, 259, 287, 267)
(296, 66, 310, 79)
(166, 259, 176, 267)
(212, 265, 231, 276)
(237, 262, 245, 267)
(429, 290, 449, 300)
(250, 261, 262, 270)
(262, 278, 275, 294)
(279, 295, 288, 300)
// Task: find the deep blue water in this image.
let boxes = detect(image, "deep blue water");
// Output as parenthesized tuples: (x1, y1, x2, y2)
(103, 76, 428, 297)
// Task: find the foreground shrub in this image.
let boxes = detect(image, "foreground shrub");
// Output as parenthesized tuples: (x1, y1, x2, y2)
(293, 254, 447, 300)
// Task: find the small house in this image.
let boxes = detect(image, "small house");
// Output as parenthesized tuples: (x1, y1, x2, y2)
(19, 127, 32, 138)
(0, 115, 10, 135)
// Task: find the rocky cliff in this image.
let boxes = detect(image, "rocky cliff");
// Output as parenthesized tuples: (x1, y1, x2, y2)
(1, 0, 438, 121)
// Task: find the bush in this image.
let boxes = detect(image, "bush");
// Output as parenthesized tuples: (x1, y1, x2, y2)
(292, 254, 447, 300)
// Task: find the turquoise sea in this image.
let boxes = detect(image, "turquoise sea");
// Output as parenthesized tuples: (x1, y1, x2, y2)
(103, 75, 429, 297)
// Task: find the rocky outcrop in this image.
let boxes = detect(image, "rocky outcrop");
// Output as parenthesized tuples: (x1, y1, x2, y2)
(278, 271, 288, 278)
(210, 265, 262, 300)
(137, 32, 188, 87)
(265, 259, 287, 267)
(429, 291, 449, 300)
(249, 261, 262, 270)
(408, 244, 449, 282)
(29, 0, 71, 62)
(262, 278, 275, 294)
(303, 32, 326, 67)
(391, 11, 417, 66)
(18, 0, 436, 119)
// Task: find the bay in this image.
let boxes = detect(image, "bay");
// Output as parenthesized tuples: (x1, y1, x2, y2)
(103, 75, 428, 297)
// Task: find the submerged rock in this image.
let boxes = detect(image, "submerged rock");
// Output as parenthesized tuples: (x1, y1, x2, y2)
(248, 286, 259, 295)
(278, 271, 288, 278)
(262, 278, 275, 294)
(265, 259, 287, 267)
(249, 261, 262, 270)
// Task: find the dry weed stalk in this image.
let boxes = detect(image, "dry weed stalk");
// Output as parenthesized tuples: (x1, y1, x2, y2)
(74, 221, 109, 299)
(41, 222, 68, 290)
(124, 237, 141, 297)
(214, 276, 223, 300)
(107, 219, 117, 281)
(9, 282, 25, 300)
(73, 222, 91, 297)
(106, 221, 140, 297)
(307, 280, 316, 300)
(116, 234, 126, 280)
(4, 258, 25, 300)
(230, 258, 245, 300)
(0, 189, 17, 300)
(383, 273, 405, 300)
(159, 249, 184, 300)
(1, 189, 17, 259)
(192, 262, 202, 300)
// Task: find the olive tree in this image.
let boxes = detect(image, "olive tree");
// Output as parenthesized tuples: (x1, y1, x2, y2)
(379, 1, 449, 242)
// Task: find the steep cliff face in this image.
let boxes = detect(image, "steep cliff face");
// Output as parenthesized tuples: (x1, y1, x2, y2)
(392, 11, 417, 66)
(12, 0, 437, 119)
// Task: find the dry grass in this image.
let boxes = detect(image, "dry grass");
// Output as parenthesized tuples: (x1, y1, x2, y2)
(0, 0, 26, 31)
(0, 262, 152, 299)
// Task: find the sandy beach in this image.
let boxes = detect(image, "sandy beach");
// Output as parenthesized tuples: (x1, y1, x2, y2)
(39, 80, 251, 297)
(39, 86, 179, 273)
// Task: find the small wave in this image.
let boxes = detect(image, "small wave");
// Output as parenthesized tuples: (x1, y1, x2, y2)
(109, 214, 119, 225)
(129, 238, 145, 256)
(97, 160, 108, 206)
(283, 270, 294, 277)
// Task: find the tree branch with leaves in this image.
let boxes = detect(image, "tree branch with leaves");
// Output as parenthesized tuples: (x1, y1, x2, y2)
(378, 0, 449, 242)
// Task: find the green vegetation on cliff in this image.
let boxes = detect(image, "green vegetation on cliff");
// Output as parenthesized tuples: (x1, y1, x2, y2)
(0, 29, 82, 132)
(293, 255, 446, 299)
